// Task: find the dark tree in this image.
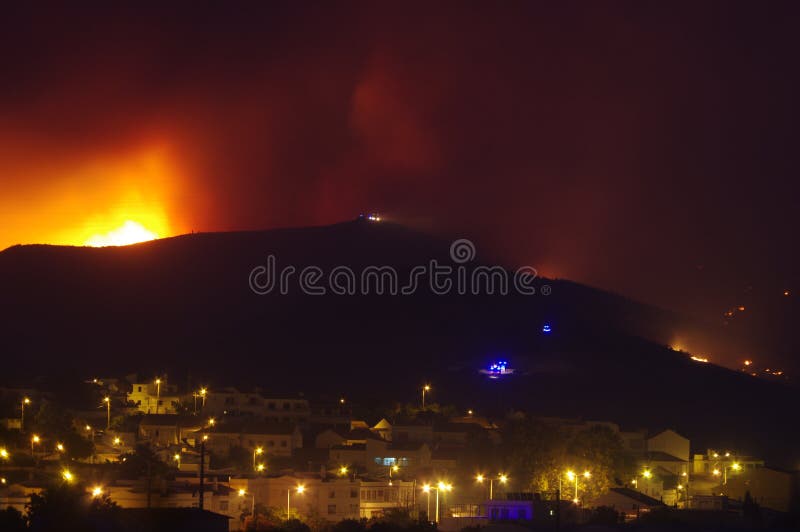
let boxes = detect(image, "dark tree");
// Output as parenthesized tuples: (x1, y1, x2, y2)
(0, 507, 26, 532)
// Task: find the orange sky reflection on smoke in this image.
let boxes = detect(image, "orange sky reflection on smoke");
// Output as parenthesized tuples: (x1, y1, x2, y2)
(0, 146, 187, 250)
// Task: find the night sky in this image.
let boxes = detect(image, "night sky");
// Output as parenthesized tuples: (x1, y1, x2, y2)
(1, 2, 798, 334)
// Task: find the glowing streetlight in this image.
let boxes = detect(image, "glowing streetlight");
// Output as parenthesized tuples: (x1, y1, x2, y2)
(339, 466, 349, 476)
(31, 434, 40, 455)
(422, 385, 431, 409)
(422, 482, 452, 522)
(92, 486, 104, 497)
(113, 437, 122, 446)
(254, 447, 264, 470)
(154, 378, 162, 414)
(62, 469, 74, 482)
(564, 470, 590, 503)
(194, 387, 209, 414)
(208, 417, 216, 427)
(103, 397, 111, 430)
(476, 473, 508, 500)
(287, 484, 305, 518)
(56, 443, 65, 453)
(388, 463, 400, 484)
(239, 488, 255, 515)
(174, 453, 181, 469)
(21, 397, 31, 432)
(716, 462, 741, 485)
(256, 463, 266, 473)
(0, 448, 8, 459)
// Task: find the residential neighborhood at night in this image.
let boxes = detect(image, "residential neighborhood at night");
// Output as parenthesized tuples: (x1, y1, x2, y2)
(2, 1, 799, 530)
(0, 374, 796, 530)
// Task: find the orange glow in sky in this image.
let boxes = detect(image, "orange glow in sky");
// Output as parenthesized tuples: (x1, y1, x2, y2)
(0, 145, 184, 250)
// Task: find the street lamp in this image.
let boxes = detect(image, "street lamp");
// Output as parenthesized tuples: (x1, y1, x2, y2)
(338, 466, 349, 476)
(389, 463, 400, 484)
(62, 469, 74, 482)
(0, 448, 9, 460)
(56, 443, 65, 453)
(194, 388, 208, 415)
(21, 397, 31, 432)
(92, 486, 104, 497)
(31, 434, 40, 455)
(155, 378, 161, 414)
(239, 488, 255, 516)
(475, 473, 508, 500)
(174, 453, 181, 470)
(715, 462, 741, 485)
(254, 447, 264, 470)
(113, 437, 122, 446)
(422, 385, 431, 409)
(103, 397, 111, 430)
(287, 484, 305, 519)
(422, 482, 452, 523)
(565, 470, 590, 504)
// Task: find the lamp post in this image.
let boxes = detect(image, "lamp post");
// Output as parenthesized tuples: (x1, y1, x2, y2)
(239, 489, 255, 516)
(103, 397, 111, 430)
(389, 464, 399, 485)
(642, 468, 652, 496)
(422, 482, 452, 523)
(193, 388, 208, 415)
(31, 434, 40, 456)
(287, 484, 305, 519)
(254, 447, 264, 471)
(21, 397, 30, 432)
(713, 462, 741, 486)
(154, 379, 161, 414)
(174, 453, 181, 470)
(475, 473, 508, 500)
(422, 385, 431, 410)
(565, 470, 590, 504)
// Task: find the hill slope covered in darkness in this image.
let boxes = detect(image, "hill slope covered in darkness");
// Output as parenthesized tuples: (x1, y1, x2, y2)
(0, 220, 796, 467)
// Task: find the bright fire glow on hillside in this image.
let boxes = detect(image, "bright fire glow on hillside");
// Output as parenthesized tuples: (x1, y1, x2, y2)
(0, 146, 183, 250)
(85, 220, 158, 247)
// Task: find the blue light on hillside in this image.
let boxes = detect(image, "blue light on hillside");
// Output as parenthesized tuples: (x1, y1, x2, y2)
(479, 360, 515, 379)
(542, 323, 552, 333)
